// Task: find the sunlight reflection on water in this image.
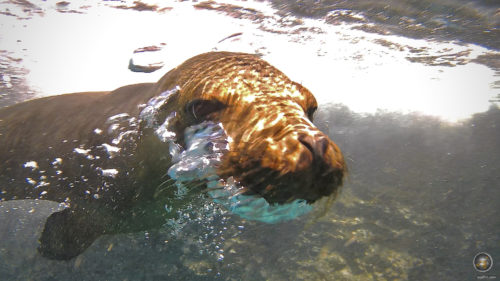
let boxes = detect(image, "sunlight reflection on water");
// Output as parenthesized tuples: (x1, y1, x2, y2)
(0, 0, 498, 121)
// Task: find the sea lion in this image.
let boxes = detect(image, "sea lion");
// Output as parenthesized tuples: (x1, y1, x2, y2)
(0, 51, 345, 260)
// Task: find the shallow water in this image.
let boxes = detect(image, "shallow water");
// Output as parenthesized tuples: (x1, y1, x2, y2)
(0, 0, 499, 280)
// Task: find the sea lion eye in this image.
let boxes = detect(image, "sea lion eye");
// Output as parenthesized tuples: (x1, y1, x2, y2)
(186, 99, 226, 121)
(306, 106, 317, 121)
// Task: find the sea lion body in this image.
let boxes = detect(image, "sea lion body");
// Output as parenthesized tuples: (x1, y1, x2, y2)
(0, 52, 345, 259)
(0, 83, 173, 259)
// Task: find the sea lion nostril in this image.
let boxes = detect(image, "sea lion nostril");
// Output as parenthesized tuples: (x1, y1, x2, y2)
(298, 134, 329, 162)
(299, 134, 315, 155)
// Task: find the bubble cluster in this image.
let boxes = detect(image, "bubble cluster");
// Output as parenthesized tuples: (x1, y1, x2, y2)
(139, 86, 313, 224)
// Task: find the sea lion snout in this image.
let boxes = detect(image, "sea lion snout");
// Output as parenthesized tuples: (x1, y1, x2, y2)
(297, 133, 330, 169)
(231, 123, 345, 205)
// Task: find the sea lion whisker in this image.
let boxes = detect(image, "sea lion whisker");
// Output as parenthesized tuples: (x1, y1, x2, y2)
(249, 170, 275, 186)
(184, 181, 209, 192)
(320, 166, 338, 177)
(157, 178, 175, 189)
(228, 187, 249, 199)
(240, 166, 265, 179)
(154, 181, 177, 198)
(161, 173, 172, 180)
(209, 194, 229, 200)
(199, 186, 225, 193)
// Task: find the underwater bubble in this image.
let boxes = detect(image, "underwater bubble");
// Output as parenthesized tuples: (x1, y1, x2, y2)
(155, 112, 177, 142)
(106, 113, 130, 123)
(128, 117, 137, 126)
(111, 130, 137, 145)
(58, 201, 70, 209)
(164, 120, 313, 223)
(139, 86, 180, 127)
(164, 204, 173, 212)
(108, 123, 120, 134)
(167, 121, 227, 182)
(169, 142, 183, 162)
(138, 106, 156, 127)
(23, 161, 38, 170)
(51, 158, 62, 166)
(101, 168, 119, 178)
(73, 147, 90, 155)
(25, 178, 36, 185)
(35, 181, 50, 188)
(208, 178, 313, 223)
(101, 143, 121, 158)
(217, 254, 224, 261)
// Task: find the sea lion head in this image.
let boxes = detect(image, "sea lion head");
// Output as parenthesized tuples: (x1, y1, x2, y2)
(145, 52, 346, 207)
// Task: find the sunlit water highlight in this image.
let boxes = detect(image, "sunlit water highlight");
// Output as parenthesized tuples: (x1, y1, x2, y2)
(0, 0, 498, 121)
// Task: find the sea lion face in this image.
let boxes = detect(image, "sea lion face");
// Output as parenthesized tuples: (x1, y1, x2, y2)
(156, 53, 346, 205)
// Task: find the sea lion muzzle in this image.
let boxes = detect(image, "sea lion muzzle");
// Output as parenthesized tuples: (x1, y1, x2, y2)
(167, 52, 348, 205)
(217, 104, 345, 205)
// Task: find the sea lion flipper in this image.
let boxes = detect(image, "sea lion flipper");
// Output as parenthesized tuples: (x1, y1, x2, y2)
(38, 208, 103, 260)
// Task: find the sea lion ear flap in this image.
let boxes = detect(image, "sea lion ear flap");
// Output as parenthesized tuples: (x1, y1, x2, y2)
(38, 208, 104, 260)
